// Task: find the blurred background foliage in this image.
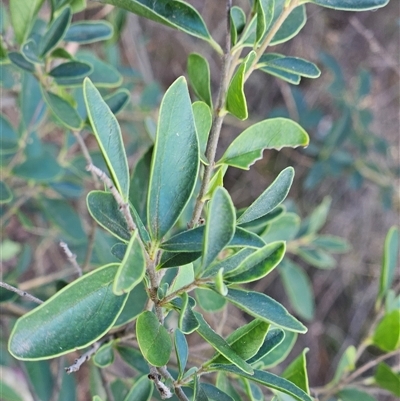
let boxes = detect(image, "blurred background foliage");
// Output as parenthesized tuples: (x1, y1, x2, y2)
(0, 0, 399, 400)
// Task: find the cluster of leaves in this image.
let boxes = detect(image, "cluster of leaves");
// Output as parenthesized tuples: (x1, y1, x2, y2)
(1, 0, 396, 401)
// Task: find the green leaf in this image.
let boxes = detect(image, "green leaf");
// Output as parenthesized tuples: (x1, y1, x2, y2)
(177, 293, 199, 334)
(64, 21, 114, 44)
(104, 89, 130, 115)
(0, 114, 18, 154)
(282, 349, 309, 394)
(337, 387, 377, 401)
(259, 65, 301, 85)
(331, 345, 356, 385)
(211, 365, 312, 401)
(202, 187, 235, 269)
(87, 191, 131, 242)
(24, 361, 53, 401)
(41, 88, 83, 130)
(310, 0, 389, 11)
(226, 53, 251, 120)
(124, 375, 153, 401)
(311, 235, 350, 253)
(159, 251, 201, 268)
(372, 309, 400, 352)
(136, 311, 172, 366)
(0, 181, 13, 204)
(93, 341, 115, 367)
(296, 247, 336, 269)
(84, 78, 130, 201)
(147, 77, 199, 241)
(222, 288, 307, 333)
(305, 196, 331, 234)
(262, 213, 300, 243)
(8, 51, 35, 72)
(210, 319, 270, 364)
(218, 118, 309, 169)
(161, 226, 264, 253)
(195, 288, 227, 312)
(247, 328, 285, 365)
(113, 281, 147, 327)
(374, 362, 400, 397)
(378, 226, 399, 304)
(225, 242, 285, 284)
(21, 39, 41, 64)
(201, 383, 234, 401)
(193, 101, 212, 163)
(12, 151, 64, 182)
(230, 6, 246, 46)
(174, 328, 188, 377)
(188, 53, 212, 108)
(238, 167, 294, 224)
(9, 264, 128, 360)
(117, 345, 148, 374)
(39, 7, 72, 57)
(96, 0, 216, 47)
(10, 0, 42, 44)
(113, 233, 145, 295)
(279, 259, 315, 321)
(255, 0, 274, 43)
(49, 61, 92, 81)
(194, 312, 254, 374)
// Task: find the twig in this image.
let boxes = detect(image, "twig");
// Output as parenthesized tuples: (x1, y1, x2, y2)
(0, 282, 43, 304)
(149, 367, 173, 399)
(65, 341, 102, 374)
(59, 242, 82, 276)
(99, 366, 115, 401)
(158, 366, 189, 401)
(159, 279, 210, 306)
(86, 163, 136, 232)
(188, 0, 233, 228)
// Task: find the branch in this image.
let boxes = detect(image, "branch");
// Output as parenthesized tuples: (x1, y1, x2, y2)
(86, 163, 136, 232)
(0, 282, 43, 304)
(65, 341, 102, 374)
(59, 242, 82, 276)
(148, 367, 173, 399)
(158, 366, 189, 401)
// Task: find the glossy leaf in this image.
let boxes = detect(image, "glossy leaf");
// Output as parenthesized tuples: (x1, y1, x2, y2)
(113, 282, 147, 327)
(226, 55, 248, 120)
(374, 362, 400, 396)
(202, 187, 236, 269)
(8, 51, 35, 72)
(39, 7, 72, 56)
(9, 0, 41, 43)
(147, 77, 199, 241)
(378, 226, 399, 303)
(87, 191, 131, 242)
(9, 264, 127, 360)
(279, 259, 315, 321)
(247, 328, 285, 365)
(41, 89, 83, 130)
(188, 53, 212, 108)
(84, 78, 130, 201)
(104, 89, 130, 115)
(93, 341, 115, 367)
(238, 167, 294, 224)
(282, 349, 309, 394)
(210, 319, 270, 364)
(226, 242, 285, 284)
(124, 375, 153, 401)
(49, 61, 92, 80)
(175, 328, 188, 377)
(21, 39, 41, 64)
(310, 0, 389, 11)
(158, 251, 201, 268)
(255, 0, 274, 42)
(96, 0, 215, 46)
(194, 312, 254, 374)
(64, 21, 114, 44)
(222, 288, 307, 333)
(211, 365, 312, 401)
(136, 311, 172, 366)
(372, 309, 400, 352)
(178, 293, 199, 334)
(193, 101, 212, 163)
(218, 118, 309, 169)
(113, 233, 145, 295)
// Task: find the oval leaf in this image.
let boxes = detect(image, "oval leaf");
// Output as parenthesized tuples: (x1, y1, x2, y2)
(84, 78, 130, 201)
(64, 21, 114, 44)
(202, 187, 235, 269)
(9, 264, 127, 360)
(175, 328, 188, 377)
(113, 233, 146, 295)
(8, 51, 35, 72)
(218, 118, 309, 169)
(48, 61, 92, 79)
(223, 288, 307, 333)
(238, 167, 294, 224)
(136, 311, 172, 366)
(187, 53, 212, 108)
(147, 77, 199, 241)
(124, 375, 153, 401)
